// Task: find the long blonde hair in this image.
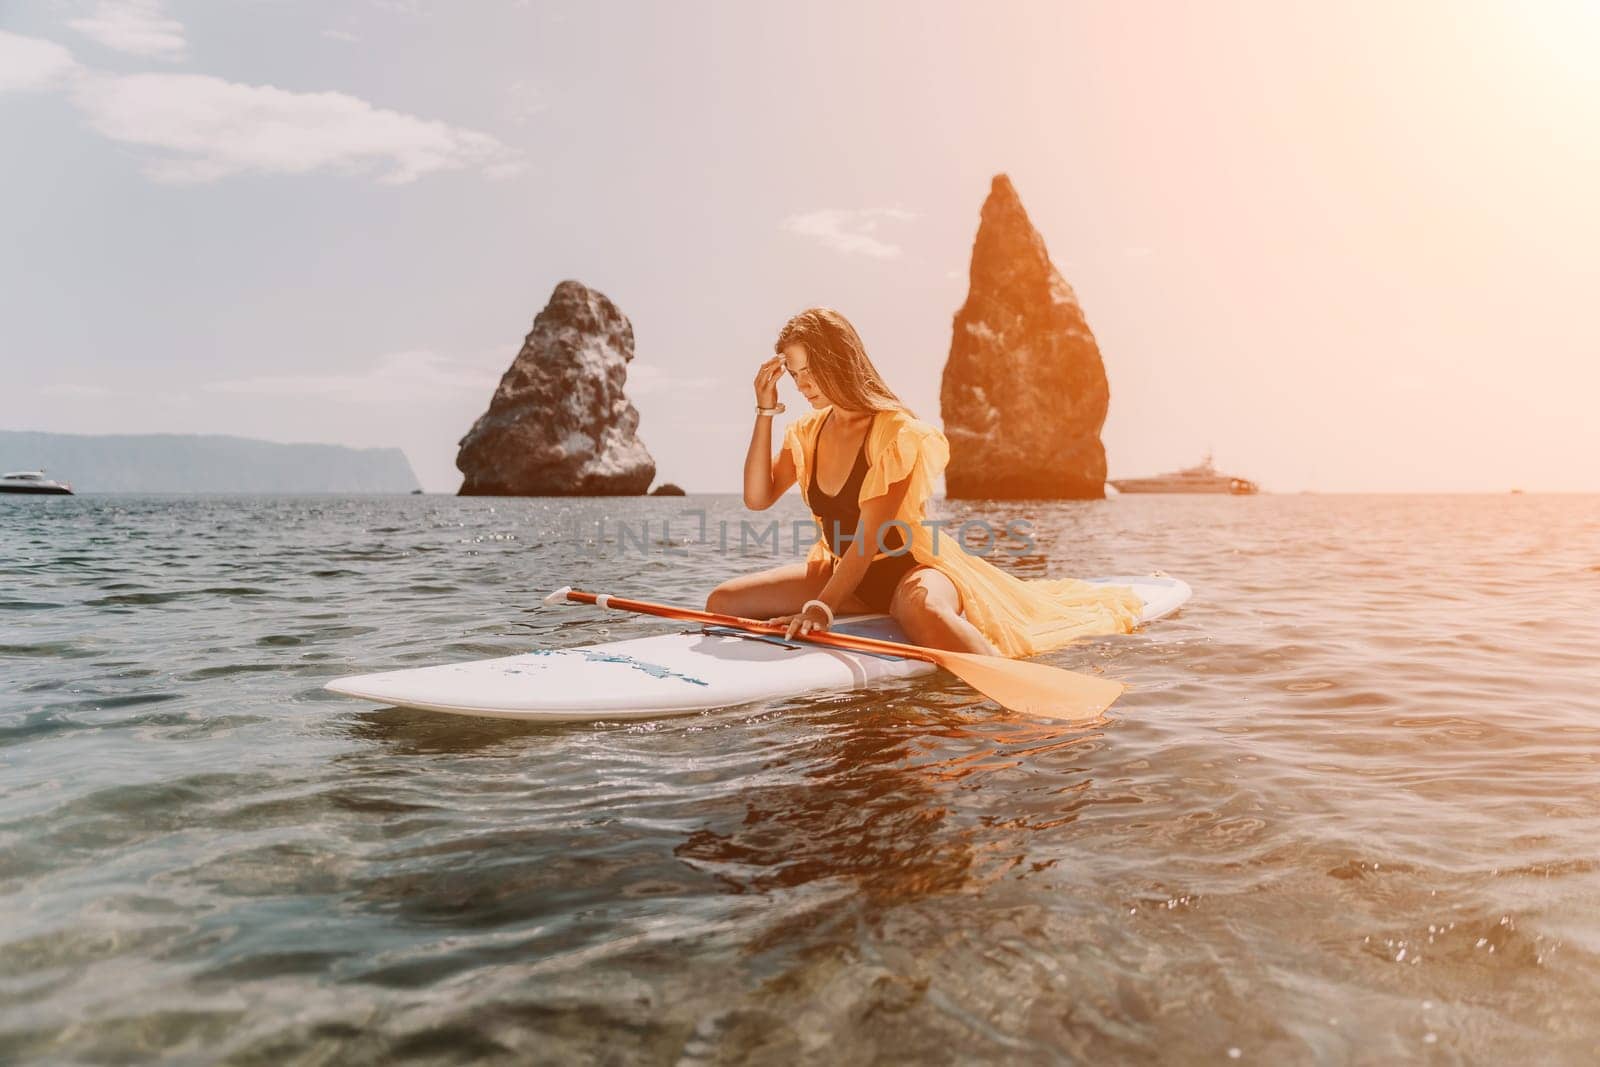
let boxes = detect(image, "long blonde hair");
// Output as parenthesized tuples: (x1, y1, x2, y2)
(773, 308, 910, 414)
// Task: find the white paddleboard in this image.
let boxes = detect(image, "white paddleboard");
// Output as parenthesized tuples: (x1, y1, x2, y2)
(325, 574, 1190, 722)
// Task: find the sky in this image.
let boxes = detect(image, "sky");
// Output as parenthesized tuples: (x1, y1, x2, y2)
(2, 0, 1596, 493)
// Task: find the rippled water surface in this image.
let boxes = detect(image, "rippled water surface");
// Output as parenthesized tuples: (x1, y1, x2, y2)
(3, 492, 1598, 1063)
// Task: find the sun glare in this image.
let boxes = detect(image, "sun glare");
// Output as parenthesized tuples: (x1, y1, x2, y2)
(1509, 0, 1600, 89)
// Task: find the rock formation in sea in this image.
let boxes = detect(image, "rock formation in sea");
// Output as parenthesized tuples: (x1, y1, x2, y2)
(649, 483, 686, 496)
(457, 281, 655, 496)
(940, 174, 1114, 500)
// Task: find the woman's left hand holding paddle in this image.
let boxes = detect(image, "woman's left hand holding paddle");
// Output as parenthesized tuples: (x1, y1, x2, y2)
(770, 599, 833, 640)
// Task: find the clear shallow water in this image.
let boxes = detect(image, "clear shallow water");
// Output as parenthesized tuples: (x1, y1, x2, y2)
(2, 492, 1598, 1063)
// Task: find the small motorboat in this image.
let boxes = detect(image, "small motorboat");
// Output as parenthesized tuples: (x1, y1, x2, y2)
(0, 470, 74, 495)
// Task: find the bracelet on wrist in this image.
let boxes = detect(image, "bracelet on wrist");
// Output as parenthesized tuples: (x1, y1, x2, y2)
(801, 599, 834, 626)
(755, 403, 786, 417)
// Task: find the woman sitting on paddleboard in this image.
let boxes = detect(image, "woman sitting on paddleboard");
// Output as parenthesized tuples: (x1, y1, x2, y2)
(706, 307, 1142, 657)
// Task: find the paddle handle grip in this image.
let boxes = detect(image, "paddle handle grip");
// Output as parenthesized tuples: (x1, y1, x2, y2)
(551, 588, 940, 665)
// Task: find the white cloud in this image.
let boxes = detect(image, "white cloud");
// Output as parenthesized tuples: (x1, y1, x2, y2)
(321, 29, 361, 44)
(72, 70, 524, 184)
(69, 0, 186, 61)
(202, 350, 505, 404)
(0, 31, 84, 93)
(780, 207, 917, 259)
(1, 32, 522, 184)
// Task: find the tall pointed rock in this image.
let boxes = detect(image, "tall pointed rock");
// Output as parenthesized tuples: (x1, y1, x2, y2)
(940, 175, 1112, 499)
(456, 280, 655, 496)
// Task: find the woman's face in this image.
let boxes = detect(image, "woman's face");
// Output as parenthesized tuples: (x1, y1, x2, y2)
(780, 343, 831, 409)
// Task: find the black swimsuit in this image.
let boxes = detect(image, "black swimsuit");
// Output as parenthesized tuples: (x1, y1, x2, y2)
(807, 412, 920, 612)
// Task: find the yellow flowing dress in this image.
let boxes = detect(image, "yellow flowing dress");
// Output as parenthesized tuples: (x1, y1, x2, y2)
(784, 406, 1144, 659)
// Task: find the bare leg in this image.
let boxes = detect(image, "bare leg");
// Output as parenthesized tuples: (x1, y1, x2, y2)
(706, 559, 870, 619)
(889, 567, 1000, 656)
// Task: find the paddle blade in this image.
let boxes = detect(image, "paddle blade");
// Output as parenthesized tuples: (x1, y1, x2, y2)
(935, 649, 1124, 723)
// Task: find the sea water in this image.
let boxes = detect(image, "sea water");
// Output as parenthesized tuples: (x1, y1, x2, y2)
(2, 492, 1598, 1062)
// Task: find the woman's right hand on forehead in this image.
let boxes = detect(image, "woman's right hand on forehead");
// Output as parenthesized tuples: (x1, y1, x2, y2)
(754, 355, 783, 409)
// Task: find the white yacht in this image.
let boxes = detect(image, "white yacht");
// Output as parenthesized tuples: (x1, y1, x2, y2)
(1109, 453, 1258, 495)
(0, 470, 74, 495)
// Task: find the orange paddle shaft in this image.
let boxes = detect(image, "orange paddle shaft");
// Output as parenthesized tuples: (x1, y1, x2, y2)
(548, 587, 939, 664)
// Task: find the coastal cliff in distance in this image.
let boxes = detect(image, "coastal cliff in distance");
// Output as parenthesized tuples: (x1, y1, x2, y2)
(940, 174, 1114, 500)
(456, 280, 655, 496)
(0, 431, 420, 493)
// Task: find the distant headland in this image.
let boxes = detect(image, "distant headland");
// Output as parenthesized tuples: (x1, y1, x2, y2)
(0, 431, 420, 494)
